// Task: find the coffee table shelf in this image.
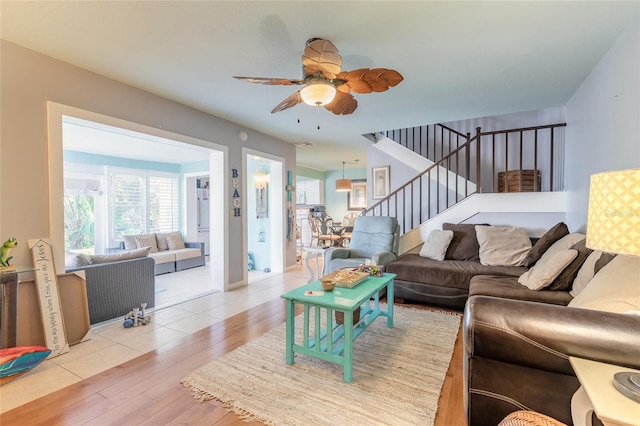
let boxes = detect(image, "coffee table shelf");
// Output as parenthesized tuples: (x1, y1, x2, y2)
(281, 273, 396, 383)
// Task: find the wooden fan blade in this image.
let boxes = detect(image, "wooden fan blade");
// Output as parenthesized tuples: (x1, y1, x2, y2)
(234, 76, 304, 86)
(302, 39, 342, 79)
(324, 91, 357, 115)
(337, 68, 404, 94)
(271, 91, 302, 114)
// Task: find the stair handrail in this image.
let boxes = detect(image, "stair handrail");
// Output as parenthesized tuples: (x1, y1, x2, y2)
(364, 122, 567, 235)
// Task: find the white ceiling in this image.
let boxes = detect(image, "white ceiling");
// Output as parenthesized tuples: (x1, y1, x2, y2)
(2, 1, 639, 171)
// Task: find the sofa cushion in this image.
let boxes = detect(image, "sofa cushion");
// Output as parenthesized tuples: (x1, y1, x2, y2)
(148, 250, 175, 264)
(517, 249, 577, 290)
(135, 234, 158, 253)
(386, 254, 527, 291)
(443, 223, 488, 262)
(65, 251, 91, 269)
(475, 226, 532, 266)
(419, 229, 454, 261)
(547, 239, 592, 291)
(469, 275, 573, 305)
(89, 247, 150, 264)
(568, 255, 640, 313)
(173, 248, 202, 261)
(521, 222, 569, 267)
(166, 232, 186, 250)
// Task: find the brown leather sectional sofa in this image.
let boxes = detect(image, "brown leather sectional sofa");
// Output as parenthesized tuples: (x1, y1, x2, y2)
(385, 222, 640, 425)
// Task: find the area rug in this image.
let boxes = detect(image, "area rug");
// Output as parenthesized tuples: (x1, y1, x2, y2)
(181, 305, 461, 426)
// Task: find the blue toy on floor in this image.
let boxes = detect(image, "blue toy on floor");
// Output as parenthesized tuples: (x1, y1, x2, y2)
(248, 252, 255, 271)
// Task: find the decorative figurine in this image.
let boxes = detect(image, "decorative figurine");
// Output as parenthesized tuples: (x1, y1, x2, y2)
(0, 237, 18, 268)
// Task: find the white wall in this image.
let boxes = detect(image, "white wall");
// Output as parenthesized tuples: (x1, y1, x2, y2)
(565, 17, 640, 232)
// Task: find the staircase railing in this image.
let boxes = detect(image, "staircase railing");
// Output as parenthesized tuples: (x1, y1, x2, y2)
(363, 123, 566, 235)
(380, 123, 469, 164)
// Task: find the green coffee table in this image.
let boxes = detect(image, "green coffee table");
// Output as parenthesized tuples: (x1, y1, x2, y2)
(281, 273, 395, 383)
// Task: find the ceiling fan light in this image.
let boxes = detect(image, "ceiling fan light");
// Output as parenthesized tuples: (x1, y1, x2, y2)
(336, 178, 352, 192)
(300, 81, 336, 106)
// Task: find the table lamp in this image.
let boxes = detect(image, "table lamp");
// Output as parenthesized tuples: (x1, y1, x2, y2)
(585, 168, 640, 402)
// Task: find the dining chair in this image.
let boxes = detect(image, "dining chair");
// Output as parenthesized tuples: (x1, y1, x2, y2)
(315, 216, 341, 247)
(308, 214, 321, 247)
(340, 212, 359, 247)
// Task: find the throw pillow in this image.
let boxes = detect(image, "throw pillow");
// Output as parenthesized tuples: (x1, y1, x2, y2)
(166, 232, 186, 250)
(521, 222, 569, 267)
(475, 225, 532, 266)
(64, 251, 91, 269)
(155, 232, 170, 251)
(547, 239, 593, 291)
(135, 234, 158, 253)
(594, 252, 617, 274)
(419, 229, 454, 261)
(517, 249, 578, 290)
(570, 250, 604, 297)
(443, 223, 489, 262)
(568, 255, 640, 313)
(89, 247, 151, 264)
(122, 235, 138, 250)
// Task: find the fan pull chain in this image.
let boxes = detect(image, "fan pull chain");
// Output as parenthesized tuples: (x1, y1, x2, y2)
(316, 106, 320, 130)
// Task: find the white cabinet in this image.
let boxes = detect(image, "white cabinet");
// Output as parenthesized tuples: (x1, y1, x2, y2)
(296, 179, 324, 205)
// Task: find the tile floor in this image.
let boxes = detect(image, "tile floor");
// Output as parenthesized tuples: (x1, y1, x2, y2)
(1, 262, 314, 413)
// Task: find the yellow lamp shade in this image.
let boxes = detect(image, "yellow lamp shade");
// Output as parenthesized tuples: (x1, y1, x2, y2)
(586, 169, 640, 256)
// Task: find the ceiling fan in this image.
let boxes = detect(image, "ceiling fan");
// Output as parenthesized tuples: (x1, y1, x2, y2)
(234, 38, 403, 115)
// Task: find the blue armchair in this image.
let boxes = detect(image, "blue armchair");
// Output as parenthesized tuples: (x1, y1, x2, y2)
(323, 216, 400, 275)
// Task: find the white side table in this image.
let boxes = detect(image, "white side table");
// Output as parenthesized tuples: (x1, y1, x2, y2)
(302, 246, 327, 283)
(570, 357, 640, 426)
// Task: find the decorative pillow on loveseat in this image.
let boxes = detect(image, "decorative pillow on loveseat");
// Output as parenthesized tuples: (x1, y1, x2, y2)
(89, 247, 151, 264)
(65, 251, 92, 269)
(419, 229, 454, 261)
(166, 232, 186, 250)
(475, 225, 532, 266)
(135, 234, 158, 253)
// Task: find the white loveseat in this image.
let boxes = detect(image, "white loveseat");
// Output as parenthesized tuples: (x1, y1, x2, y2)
(121, 232, 205, 275)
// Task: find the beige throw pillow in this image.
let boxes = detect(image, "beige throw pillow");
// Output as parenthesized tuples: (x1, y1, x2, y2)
(90, 247, 151, 264)
(475, 225, 532, 266)
(568, 255, 640, 313)
(518, 249, 578, 290)
(166, 232, 186, 250)
(135, 234, 158, 253)
(419, 229, 454, 261)
(570, 250, 604, 297)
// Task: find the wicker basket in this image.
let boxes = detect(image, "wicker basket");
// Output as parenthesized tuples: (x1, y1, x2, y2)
(335, 307, 360, 325)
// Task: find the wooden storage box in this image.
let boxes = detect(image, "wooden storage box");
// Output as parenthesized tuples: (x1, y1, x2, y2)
(498, 169, 541, 192)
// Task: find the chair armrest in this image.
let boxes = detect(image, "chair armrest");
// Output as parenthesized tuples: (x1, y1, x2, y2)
(324, 248, 350, 263)
(464, 295, 640, 376)
(371, 251, 397, 267)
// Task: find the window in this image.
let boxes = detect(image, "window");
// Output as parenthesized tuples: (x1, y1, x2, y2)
(109, 168, 179, 245)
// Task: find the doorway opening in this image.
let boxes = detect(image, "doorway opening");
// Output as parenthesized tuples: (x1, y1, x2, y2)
(48, 102, 227, 309)
(244, 150, 284, 285)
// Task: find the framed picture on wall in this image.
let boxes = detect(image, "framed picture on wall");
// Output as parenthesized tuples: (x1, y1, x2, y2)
(372, 166, 390, 199)
(348, 179, 367, 211)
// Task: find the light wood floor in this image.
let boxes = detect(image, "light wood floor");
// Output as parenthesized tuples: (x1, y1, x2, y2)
(1, 299, 466, 425)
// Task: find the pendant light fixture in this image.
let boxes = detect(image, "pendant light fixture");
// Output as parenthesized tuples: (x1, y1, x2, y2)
(336, 159, 359, 192)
